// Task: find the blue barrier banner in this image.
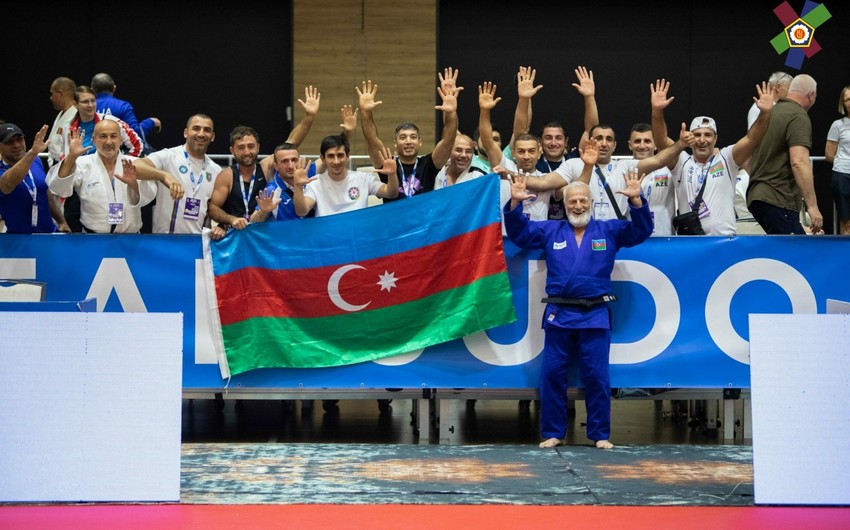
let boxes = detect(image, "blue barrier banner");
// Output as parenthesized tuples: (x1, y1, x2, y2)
(1, 233, 847, 389)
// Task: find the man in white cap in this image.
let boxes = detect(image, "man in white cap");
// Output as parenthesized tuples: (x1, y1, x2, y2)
(650, 80, 775, 235)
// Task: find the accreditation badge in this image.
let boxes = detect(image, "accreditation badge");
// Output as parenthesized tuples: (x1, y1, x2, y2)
(183, 197, 201, 220)
(108, 202, 125, 225)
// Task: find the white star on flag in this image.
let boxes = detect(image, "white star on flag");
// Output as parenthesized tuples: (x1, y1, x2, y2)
(377, 270, 398, 292)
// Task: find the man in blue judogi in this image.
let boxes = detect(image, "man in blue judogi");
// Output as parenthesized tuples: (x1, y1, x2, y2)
(503, 138, 656, 449)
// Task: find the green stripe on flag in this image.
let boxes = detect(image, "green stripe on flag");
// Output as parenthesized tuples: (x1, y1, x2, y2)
(221, 272, 516, 374)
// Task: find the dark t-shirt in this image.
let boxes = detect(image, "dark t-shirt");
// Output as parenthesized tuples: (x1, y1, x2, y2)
(748, 98, 812, 210)
(381, 154, 439, 202)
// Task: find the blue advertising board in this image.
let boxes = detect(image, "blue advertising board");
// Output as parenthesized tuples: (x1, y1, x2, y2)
(1, 233, 846, 389)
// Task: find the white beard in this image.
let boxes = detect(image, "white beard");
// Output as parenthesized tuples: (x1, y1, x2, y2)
(567, 210, 591, 228)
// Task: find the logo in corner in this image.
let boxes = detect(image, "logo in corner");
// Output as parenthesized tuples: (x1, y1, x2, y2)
(770, 1, 831, 70)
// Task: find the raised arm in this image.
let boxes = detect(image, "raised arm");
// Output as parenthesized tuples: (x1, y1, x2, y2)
(115, 159, 141, 205)
(572, 66, 598, 141)
(650, 79, 676, 152)
(431, 67, 462, 168)
(731, 82, 774, 166)
(575, 137, 599, 185)
(374, 147, 400, 199)
(339, 104, 358, 143)
(249, 188, 281, 223)
(637, 122, 694, 175)
(286, 85, 320, 147)
(512, 66, 542, 149)
(0, 125, 48, 194)
(478, 82, 504, 166)
(291, 158, 317, 217)
(356, 80, 387, 167)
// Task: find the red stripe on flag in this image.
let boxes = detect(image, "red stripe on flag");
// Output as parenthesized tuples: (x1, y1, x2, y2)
(215, 222, 506, 325)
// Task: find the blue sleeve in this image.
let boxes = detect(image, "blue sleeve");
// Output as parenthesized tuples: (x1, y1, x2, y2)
(504, 199, 546, 249)
(618, 197, 653, 247)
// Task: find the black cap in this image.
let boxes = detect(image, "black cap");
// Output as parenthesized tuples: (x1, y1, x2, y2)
(0, 123, 24, 143)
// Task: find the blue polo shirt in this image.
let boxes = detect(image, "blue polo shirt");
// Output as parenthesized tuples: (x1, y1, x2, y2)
(0, 158, 56, 233)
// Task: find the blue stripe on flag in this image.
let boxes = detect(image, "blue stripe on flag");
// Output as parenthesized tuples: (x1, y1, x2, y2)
(212, 173, 503, 275)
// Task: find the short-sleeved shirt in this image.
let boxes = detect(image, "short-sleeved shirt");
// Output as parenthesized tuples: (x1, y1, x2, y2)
(640, 166, 675, 236)
(144, 145, 221, 234)
(304, 170, 383, 217)
(748, 98, 812, 211)
(672, 146, 739, 236)
(827, 117, 850, 174)
(555, 158, 639, 221)
(499, 155, 551, 221)
(0, 159, 56, 233)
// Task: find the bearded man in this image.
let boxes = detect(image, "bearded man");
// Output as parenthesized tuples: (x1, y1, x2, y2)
(503, 138, 652, 450)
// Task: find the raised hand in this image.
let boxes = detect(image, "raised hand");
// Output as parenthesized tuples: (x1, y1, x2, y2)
(67, 128, 87, 158)
(650, 79, 674, 111)
(298, 85, 321, 117)
(116, 159, 138, 187)
(293, 157, 313, 187)
(509, 172, 536, 202)
(375, 147, 397, 176)
(356, 80, 382, 113)
(753, 81, 774, 114)
(571, 65, 595, 97)
(340, 104, 358, 134)
(517, 66, 543, 99)
(439, 67, 461, 94)
(478, 82, 501, 110)
(616, 166, 645, 199)
(256, 188, 281, 213)
(436, 84, 459, 113)
(30, 125, 49, 154)
(579, 137, 599, 166)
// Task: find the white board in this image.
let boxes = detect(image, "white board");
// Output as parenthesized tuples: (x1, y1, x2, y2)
(0, 312, 183, 502)
(749, 314, 850, 505)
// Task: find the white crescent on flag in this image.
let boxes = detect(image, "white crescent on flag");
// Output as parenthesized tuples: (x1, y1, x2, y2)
(327, 264, 371, 312)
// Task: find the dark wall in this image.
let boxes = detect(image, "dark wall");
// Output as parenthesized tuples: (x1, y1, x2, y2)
(3, 1, 294, 155)
(439, 0, 850, 158)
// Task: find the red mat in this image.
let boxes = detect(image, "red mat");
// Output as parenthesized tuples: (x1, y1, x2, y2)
(2, 505, 850, 530)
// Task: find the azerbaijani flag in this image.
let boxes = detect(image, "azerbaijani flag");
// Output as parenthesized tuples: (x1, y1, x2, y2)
(203, 174, 516, 377)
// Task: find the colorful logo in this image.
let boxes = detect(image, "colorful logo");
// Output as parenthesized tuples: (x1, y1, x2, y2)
(770, 1, 831, 70)
(348, 187, 361, 201)
(179, 166, 188, 174)
(591, 239, 607, 251)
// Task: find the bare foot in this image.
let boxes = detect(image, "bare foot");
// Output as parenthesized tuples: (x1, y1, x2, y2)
(595, 440, 614, 449)
(539, 438, 565, 448)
